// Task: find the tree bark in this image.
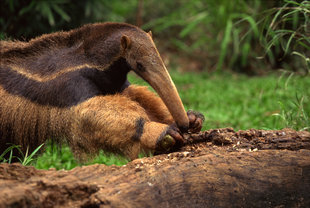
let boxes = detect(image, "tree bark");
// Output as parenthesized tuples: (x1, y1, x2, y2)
(0, 128, 310, 208)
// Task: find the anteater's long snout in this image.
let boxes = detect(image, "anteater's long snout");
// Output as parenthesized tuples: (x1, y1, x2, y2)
(142, 66, 189, 132)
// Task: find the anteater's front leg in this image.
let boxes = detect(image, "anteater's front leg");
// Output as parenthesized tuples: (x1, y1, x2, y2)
(122, 85, 174, 124)
(122, 85, 205, 133)
(69, 94, 181, 160)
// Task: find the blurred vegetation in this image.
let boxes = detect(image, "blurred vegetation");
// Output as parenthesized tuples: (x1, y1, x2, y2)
(0, 0, 137, 39)
(1, 0, 309, 74)
(145, 0, 310, 74)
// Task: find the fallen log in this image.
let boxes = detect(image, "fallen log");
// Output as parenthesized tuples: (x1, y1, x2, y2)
(0, 128, 310, 208)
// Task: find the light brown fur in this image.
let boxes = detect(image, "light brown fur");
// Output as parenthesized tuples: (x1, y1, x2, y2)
(0, 86, 70, 153)
(70, 87, 173, 160)
(0, 83, 173, 160)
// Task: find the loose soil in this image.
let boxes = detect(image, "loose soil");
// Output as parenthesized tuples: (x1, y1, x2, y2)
(1, 128, 310, 208)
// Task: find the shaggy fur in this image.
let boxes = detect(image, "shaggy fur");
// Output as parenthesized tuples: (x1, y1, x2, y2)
(0, 22, 189, 160)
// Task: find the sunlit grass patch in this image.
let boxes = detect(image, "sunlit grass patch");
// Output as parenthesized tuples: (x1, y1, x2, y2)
(32, 141, 128, 170)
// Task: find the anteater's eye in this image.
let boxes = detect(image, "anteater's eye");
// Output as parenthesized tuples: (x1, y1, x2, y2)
(136, 62, 145, 72)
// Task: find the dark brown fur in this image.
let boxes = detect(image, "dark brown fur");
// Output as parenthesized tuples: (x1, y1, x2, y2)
(0, 23, 183, 160)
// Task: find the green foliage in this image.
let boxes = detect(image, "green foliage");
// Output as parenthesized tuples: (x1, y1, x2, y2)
(260, 0, 310, 73)
(0, 144, 19, 163)
(142, 0, 309, 73)
(272, 77, 310, 131)
(85, 151, 129, 167)
(0, 143, 44, 165)
(18, 143, 44, 165)
(142, 0, 264, 72)
(32, 142, 78, 170)
(33, 141, 128, 170)
(0, 0, 137, 39)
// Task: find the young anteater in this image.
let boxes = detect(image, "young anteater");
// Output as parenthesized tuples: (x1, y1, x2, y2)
(0, 23, 204, 160)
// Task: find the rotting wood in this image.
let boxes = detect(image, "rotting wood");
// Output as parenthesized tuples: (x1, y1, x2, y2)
(0, 128, 309, 208)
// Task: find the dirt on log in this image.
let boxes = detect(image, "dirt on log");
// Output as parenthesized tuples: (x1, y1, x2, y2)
(0, 128, 310, 208)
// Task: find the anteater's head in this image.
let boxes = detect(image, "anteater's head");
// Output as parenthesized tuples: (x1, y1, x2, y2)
(120, 29, 189, 131)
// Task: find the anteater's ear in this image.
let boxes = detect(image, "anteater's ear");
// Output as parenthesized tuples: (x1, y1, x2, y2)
(121, 35, 131, 50)
(148, 31, 152, 38)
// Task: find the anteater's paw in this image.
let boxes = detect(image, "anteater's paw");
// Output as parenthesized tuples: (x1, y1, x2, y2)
(157, 134, 175, 152)
(155, 125, 184, 154)
(187, 110, 205, 133)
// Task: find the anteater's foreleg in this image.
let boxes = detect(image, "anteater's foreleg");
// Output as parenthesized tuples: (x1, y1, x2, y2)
(122, 85, 174, 124)
(122, 85, 205, 133)
(69, 94, 179, 160)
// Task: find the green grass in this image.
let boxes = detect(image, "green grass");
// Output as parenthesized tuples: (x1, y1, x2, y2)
(0, 143, 44, 165)
(170, 71, 310, 131)
(33, 142, 128, 170)
(2, 71, 309, 170)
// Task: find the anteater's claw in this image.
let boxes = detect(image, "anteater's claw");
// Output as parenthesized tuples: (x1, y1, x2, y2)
(187, 110, 205, 133)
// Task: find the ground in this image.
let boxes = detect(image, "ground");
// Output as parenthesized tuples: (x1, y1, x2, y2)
(1, 128, 310, 208)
